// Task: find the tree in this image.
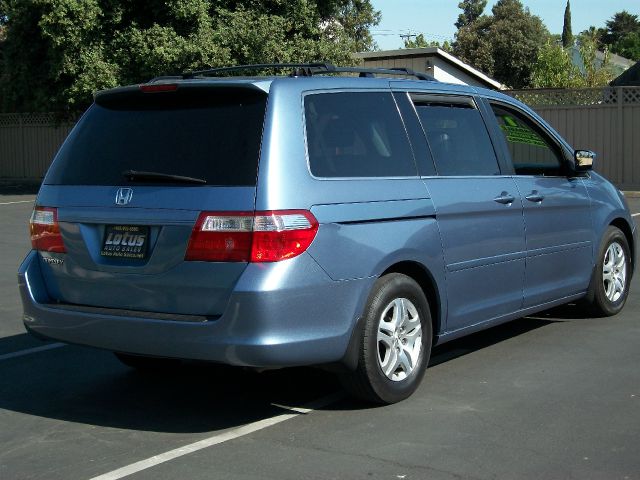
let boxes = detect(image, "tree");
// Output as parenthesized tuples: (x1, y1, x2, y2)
(531, 41, 580, 88)
(578, 12, 640, 62)
(612, 31, 640, 61)
(325, 0, 381, 52)
(579, 38, 616, 86)
(531, 37, 614, 88)
(579, 26, 606, 45)
(603, 11, 640, 46)
(600, 11, 640, 61)
(0, 0, 380, 113)
(455, 0, 487, 30)
(562, 0, 573, 47)
(402, 33, 452, 52)
(453, 0, 550, 88)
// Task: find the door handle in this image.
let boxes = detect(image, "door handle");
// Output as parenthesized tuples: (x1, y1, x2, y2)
(494, 192, 515, 205)
(525, 191, 544, 203)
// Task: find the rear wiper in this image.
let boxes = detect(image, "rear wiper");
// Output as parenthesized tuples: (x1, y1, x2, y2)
(122, 170, 207, 185)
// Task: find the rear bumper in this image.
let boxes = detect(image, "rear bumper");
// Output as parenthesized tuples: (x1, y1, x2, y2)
(18, 251, 373, 367)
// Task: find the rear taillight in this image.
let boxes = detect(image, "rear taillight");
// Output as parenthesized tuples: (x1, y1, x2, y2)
(185, 210, 318, 263)
(30, 207, 66, 253)
(185, 211, 254, 262)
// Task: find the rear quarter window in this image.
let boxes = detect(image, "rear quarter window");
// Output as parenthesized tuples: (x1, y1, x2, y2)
(304, 92, 416, 178)
(45, 88, 267, 186)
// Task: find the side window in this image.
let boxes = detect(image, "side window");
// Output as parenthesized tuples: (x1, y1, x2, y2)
(413, 100, 500, 176)
(491, 104, 565, 176)
(304, 92, 416, 178)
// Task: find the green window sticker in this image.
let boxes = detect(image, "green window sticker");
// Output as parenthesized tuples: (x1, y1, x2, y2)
(503, 115, 518, 128)
(499, 115, 546, 148)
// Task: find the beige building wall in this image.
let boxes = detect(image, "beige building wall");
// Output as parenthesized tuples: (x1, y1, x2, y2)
(356, 49, 502, 89)
(430, 58, 489, 88)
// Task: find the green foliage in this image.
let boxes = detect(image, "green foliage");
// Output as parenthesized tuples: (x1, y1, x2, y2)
(455, 0, 486, 30)
(579, 11, 640, 61)
(612, 31, 640, 61)
(562, 0, 573, 48)
(603, 10, 640, 46)
(578, 38, 616, 87)
(453, 0, 550, 88)
(579, 26, 605, 45)
(532, 38, 616, 88)
(0, 0, 379, 113)
(326, 0, 381, 52)
(532, 41, 580, 88)
(603, 11, 640, 61)
(402, 33, 452, 52)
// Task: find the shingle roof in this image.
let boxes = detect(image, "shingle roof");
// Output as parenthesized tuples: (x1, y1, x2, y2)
(610, 61, 640, 86)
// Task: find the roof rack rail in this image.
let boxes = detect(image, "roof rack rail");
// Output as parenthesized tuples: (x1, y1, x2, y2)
(182, 63, 332, 79)
(333, 66, 435, 81)
(179, 63, 436, 82)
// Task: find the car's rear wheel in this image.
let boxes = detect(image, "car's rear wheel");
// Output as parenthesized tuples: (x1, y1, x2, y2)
(340, 273, 432, 404)
(581, 226, 631, 317)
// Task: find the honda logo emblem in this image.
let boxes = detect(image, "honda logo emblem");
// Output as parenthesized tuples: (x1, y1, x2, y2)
(115, 187, 133, 206)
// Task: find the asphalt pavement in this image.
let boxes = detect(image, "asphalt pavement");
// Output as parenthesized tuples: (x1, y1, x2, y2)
(1, 194, 639, 480)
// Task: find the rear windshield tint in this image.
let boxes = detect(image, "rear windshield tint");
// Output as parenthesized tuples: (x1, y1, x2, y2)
(45, 88, 267, 186)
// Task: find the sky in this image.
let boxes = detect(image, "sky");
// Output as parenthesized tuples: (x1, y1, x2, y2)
(369, 0, 640, 50)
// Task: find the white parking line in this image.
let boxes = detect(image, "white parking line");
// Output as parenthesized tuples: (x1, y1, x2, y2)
(632, 213, 640, 217)
(0, 343, 65, 361)
(88, 391, 344, 480)
(0, 200, 33, 205)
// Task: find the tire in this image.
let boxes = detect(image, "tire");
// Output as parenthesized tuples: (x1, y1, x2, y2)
(339, 273, 433, 404)
(114, 352, 181, 371)
(581, 226, 632, 317)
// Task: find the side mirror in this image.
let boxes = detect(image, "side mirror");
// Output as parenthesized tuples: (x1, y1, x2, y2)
(574, 150, 595, 171)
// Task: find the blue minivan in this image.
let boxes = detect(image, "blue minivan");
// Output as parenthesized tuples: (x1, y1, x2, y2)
(19, 64, 636, 403)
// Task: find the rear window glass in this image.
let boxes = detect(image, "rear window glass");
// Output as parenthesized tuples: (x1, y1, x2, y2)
(45, 88, 267, 186)
(304, 92, 416, 178)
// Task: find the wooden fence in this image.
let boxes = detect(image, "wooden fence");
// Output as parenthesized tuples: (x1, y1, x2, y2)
(506, 86, 640, 190)
(0, 113, 74, 181)
(1, 86, 639, 189)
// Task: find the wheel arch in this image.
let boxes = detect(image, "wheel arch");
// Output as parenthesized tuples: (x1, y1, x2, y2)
(380, 261, 443, 338)
(339, 260, 444, 372)
(610, 217, 635, 274)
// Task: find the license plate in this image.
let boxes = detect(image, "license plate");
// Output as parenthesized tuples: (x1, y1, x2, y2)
(100, 225, 150, 259)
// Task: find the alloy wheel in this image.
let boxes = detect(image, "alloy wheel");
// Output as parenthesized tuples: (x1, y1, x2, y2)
(602, 241, 627, 303)
(377, 298, 422, 381)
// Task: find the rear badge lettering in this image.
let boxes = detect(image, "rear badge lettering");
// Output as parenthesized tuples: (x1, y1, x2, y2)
(42, 257, 64, 266)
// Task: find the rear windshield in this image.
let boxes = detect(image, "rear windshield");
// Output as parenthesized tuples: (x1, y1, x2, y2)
(45, 87, 267, 186)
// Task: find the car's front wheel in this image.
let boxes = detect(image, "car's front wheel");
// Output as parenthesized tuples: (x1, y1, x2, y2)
(340, 273, 433, 404)
(582, 226, 632, 317)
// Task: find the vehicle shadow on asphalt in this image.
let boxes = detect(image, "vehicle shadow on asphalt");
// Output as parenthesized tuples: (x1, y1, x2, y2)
(0, 304, 586, 431)
(0, 335, 341, 433)
(428, 303, 587, 368)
